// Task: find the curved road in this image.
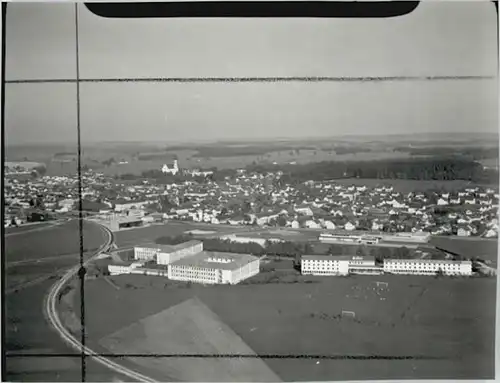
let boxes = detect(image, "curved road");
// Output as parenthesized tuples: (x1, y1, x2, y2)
(44, 222, 156, 382)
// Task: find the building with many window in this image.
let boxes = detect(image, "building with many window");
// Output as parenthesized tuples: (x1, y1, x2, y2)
(168, 251, 260, 284)
(301, 254, 472, 277)
(301, 255, 350, 276)
(134, 244, 164, 261)
(383, 258, 472, 276)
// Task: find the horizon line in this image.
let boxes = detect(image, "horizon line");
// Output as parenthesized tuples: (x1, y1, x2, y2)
(6, 132, 499, 147)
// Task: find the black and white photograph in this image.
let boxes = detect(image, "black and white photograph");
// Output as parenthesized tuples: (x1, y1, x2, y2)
(2, 1, 499, 382)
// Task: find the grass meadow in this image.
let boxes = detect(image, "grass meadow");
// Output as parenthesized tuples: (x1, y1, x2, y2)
(72, 272, 496, 381)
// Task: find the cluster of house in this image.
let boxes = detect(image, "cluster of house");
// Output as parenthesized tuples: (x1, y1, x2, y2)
(106, 240, 260, 285)
(4, 165, 499, 239)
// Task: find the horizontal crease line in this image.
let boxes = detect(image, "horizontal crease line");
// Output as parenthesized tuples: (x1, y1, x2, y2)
(4, 353, 451, 360)
(4, 76, 495, 84)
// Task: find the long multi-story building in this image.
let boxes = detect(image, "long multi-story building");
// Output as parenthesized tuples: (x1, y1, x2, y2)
(319, 231, 430, 245)
(383, 258, 472, 276)
(382, 232, 431, 243)
(319, 232, 362, 244)
(301, 254, 472, 277)
(168, 251, 260, 284)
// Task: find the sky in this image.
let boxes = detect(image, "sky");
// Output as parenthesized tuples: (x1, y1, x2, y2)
(4, 2, 498, 144)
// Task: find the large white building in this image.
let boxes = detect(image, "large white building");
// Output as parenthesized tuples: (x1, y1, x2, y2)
(133, 240, 203, 264)
(383, 259, 472, 276)
(168, 251, 260, 284)
(301, 255, 350, 276)
(111, 240, 260, 285)
(301, 254, 472, 277)
(302, 254, 381, 276)
(157, 240, 204, 265)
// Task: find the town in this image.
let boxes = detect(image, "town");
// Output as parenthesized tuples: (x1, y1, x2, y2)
(4, 160, 499, 238)
(5, 159, 498, 286)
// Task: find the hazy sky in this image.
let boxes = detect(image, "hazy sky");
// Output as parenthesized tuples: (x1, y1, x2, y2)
(4, 2, 498, 144)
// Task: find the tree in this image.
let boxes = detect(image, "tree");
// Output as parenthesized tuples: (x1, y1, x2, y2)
(328, 244, 343, 255)
(303, 243, 313, 254)
(355, 246, 366, 256)
(400, 246, 410, 258)
(277, 216, 287, 227)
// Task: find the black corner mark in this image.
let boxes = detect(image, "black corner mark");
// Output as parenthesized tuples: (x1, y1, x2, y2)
(84, 2, 419, 18)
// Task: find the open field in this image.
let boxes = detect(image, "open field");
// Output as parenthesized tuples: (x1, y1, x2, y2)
(4, 220, 127, 381)
(4, 280, 130, 382)
(114, 221, 251, 247)
(480, 157, 499, 169)
(5, 222, 55, 235)
(5, 220, 107, 263)
(5, 220, 108, 294)
(74, 273, 496, 380)
(100, 298, 282, 382)
(7, 136, 498, 178)
(430, 237, 498, 267)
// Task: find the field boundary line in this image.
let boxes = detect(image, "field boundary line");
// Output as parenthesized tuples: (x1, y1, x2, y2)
(5, 221, 65, 237)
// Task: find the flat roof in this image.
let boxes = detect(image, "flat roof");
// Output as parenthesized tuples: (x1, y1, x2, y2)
(108, 260, 135, 267)
(302, 255, 351, 261)
(170, 251, 258, 270)
(135, 240, 202, 253)
(302, 255, 375, 262)
(384, 258, 471, 264)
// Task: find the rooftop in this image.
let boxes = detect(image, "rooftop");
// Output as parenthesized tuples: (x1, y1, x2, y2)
(302, 254, 352, 261)
(384, 258, 471, 264)
(170, 251, 258, 270)
(135, 240, 202, 253)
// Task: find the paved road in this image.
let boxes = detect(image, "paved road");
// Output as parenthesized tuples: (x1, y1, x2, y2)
(44, 224, 156, 383)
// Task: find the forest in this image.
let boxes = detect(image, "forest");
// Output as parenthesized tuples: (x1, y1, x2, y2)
(246, 157, 498, 184)
(393, 146, 499, 160)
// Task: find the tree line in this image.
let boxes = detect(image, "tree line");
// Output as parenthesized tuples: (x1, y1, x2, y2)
(246, 158, 498, 184)
(155, 234, 421, 267)
(393, 146, 499, 161)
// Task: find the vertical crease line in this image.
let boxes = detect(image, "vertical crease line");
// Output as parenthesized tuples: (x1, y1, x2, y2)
(74, 3, 86, 382)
